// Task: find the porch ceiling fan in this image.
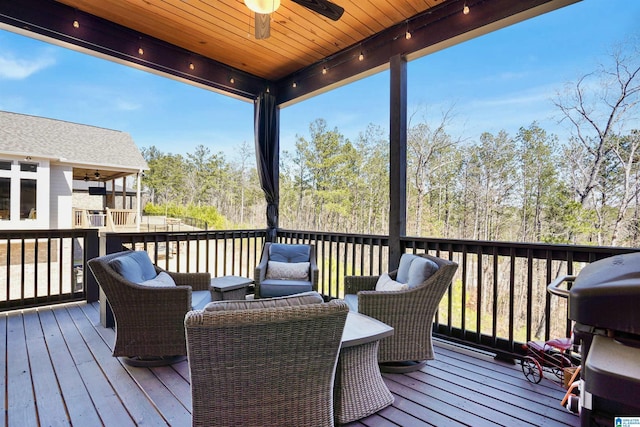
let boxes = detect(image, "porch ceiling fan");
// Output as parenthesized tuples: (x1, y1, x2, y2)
(245, 0, 344, 39)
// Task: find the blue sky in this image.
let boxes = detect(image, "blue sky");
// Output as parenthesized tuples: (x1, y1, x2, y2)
(0, 0, 639, 163)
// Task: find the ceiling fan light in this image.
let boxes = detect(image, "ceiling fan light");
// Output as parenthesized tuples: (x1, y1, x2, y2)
(245, 0, 281, 14)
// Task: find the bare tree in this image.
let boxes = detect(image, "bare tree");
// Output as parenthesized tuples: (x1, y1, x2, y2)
(407, 106, 462, 236)
(554, 40, 640, 245)
(235, 140, 254, 225)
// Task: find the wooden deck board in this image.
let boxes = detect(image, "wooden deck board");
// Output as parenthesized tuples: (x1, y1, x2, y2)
(68, 304, 169, 426)
(23, 308, 69, 427)
(385, 374, 516, 427)
(0, 314, 7, 427)
(38, 307, 103, 426)
(2, 302, 580, 427)
(53, 307, 136, 426)
(6, 312, 38, 427)
(80, 304, 192, 426)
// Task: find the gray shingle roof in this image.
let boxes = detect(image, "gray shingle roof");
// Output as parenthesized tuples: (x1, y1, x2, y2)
(0, 110, 148, 170)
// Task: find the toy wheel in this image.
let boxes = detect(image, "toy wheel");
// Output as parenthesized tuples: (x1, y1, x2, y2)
(521, 356, 543, 383)
(549, 353, 572, 380)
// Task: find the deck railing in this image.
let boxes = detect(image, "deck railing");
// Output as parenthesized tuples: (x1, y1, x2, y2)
(277, 230, 637, 358)
(72, 208, 137, 231)
(0, 228, 99, 311)
(3, 226, 637, 359)
(104, 229, 267, 279)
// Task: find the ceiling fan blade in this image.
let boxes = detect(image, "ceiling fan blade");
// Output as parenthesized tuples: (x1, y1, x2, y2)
(254, 13, 271, 39)
(291, 0, 344, 21)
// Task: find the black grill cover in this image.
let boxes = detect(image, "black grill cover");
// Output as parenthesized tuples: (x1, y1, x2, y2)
(570, 252, 640, 335)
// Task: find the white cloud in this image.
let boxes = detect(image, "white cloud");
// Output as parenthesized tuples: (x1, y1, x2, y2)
(115, 99, 142, 111)
(0, 54, 55, 79)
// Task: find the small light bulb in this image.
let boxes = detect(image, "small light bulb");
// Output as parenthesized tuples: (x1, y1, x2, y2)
(73, 20, 79, 29)
(138, 47, 144, 55)
(405, 31, 411, 40)
(230, 77, 235, 84)
(463, 4, 470, 14)
(189, 63, 195, 70)
(322, 67, 327, 75)
(359, 52, 364, 61)
(292, 82, 297, 88)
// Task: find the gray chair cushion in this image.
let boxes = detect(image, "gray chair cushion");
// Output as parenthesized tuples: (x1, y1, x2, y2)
(266, 261, 310, 280)
(269, 244, 310, 263)
(204, 291, 324, 311)
(191, 290, 213, 310)
(109, 251, 157, 283)
(396, 253, 418, 284)
(407, 256, 439, 287)
(139, 271, 176, 287)
(259, 279, 313, 298)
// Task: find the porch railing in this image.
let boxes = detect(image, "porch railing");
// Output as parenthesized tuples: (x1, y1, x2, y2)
(104, 229, 267, 279)
(73, 208, 106, 228)
(3, 226, 637, 359)
(277, 230, 637, 358)
(72, 208, 137, 231)
(0, 229, 99, 311)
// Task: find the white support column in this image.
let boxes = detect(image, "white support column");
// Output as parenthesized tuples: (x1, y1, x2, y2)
(136, 172, 142, 231)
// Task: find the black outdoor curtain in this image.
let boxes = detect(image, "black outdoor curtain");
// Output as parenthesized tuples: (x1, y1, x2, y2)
(254, 92, 280, 242)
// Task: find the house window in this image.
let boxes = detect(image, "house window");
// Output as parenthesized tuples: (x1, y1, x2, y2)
(0, 177, 9, 220)
(20, 162, 38, 172)
(20, 179, 37, 219)
(0, 161, 11, 170)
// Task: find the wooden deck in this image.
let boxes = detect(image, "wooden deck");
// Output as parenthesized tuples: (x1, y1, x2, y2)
(1, 301, 579, 427)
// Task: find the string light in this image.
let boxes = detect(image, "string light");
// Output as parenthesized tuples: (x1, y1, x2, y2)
(322, 67, 327, 75)
(138, 47, 144, 55)
(189, 62, 195, 70)
(359, 52, 364, 61)
(463, 2, 470, 14)
(292, 82, 297, 88)
(230, 77, 235, 84)
(405, 30, 412, 40)
(72, 20, 79, 28)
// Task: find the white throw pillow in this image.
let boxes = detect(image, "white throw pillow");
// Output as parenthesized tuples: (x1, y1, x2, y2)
(266, 261, 310, 280)
(375, 273, 409, 292)
(139, 271, 176, 287)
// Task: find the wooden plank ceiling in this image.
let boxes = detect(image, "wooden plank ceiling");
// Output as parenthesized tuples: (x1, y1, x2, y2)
(0, 0, 579, 105)
(55, 0, 443, 81)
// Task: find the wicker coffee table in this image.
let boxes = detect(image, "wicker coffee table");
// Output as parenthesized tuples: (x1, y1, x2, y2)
(335, 311, 394, 424)
(210, 276, 253, 301)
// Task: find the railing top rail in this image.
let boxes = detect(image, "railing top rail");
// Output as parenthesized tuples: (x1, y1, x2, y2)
(104, 228, 268, 238)
(402, 236, 639, 262)
(0, 229, 93, 238)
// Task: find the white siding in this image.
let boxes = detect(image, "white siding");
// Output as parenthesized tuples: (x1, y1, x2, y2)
(50, 165, 73, 229)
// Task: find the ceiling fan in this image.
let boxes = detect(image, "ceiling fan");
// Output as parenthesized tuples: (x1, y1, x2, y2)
(245, 0, 345, 39)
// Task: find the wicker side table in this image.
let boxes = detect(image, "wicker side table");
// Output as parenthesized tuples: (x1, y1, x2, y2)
(335, 311, 394, 424)
(210, 276, 253, 301)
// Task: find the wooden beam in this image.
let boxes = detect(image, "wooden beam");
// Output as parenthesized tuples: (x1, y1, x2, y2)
(388, 54, 407, 272)
(274, 0, 579, 106)
(0, 0, 268, 101)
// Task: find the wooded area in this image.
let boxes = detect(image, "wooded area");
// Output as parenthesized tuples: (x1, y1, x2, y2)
(141, 42, 640, 249)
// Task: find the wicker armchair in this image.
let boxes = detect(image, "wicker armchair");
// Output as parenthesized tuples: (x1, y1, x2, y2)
(185, 294, 348, 427)
(254, 242, 319, 298)
(87, 251, 211, 365)
(344, 253, 458, 372)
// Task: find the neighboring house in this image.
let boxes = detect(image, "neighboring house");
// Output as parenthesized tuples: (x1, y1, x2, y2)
(0, 110, 148, 230)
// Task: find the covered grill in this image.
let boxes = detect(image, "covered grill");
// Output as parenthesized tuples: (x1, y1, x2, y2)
(565, 253, 640, 426)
